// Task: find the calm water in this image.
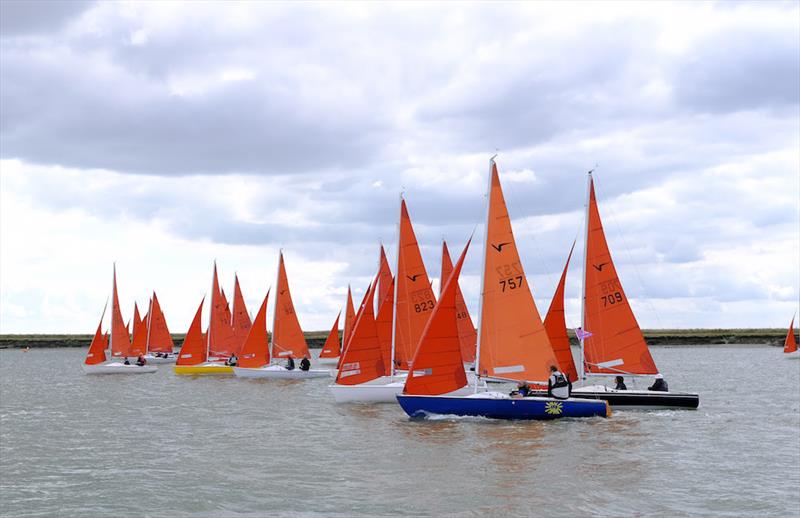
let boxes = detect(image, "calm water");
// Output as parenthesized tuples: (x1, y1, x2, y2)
(1, 346, 798, 517)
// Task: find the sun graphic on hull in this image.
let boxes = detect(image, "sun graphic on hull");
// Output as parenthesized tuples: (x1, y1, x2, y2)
(545, 401, 563, 415)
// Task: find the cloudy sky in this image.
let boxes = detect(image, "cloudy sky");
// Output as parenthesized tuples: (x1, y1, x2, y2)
(1, 0, 798, 334)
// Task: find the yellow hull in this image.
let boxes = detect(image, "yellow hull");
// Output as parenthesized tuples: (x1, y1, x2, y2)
(173, 364, 234, 375)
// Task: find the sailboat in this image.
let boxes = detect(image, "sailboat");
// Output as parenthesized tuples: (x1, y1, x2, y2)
(784, 315, 798, 358)
(234, 252, 328, 378)
(396, 159, 609, 420)
(83, 266, 157, 374)
(174, 263, 237, 375)
(317, 312, 342, 365)
(143, 292, 177, 363)
(561, 171, 699, 409)
(329, 199, 443, 403)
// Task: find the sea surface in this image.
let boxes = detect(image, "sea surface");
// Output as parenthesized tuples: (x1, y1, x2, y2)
(1, 346, 798, 517)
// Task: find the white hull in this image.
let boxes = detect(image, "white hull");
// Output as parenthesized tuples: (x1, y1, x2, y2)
(143, 354, 177, 364)
(784, 350, 800, 359)
(316, 357, 339, 365)
(233, 365, 330, 379)
(330, 377, 486, 404)
(82, 362, 158, 374)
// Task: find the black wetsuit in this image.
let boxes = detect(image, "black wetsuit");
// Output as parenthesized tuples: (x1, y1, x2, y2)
(299, 358, 311, 371)
(615, 381, 627, 390)
(648, 378, 669, 392)
(286, 358, 295, 371)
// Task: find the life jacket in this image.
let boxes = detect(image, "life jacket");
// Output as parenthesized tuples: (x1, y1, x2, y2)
(549, 371, 570, 399)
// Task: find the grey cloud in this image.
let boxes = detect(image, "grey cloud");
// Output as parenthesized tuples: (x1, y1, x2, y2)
(0, 0, 94, 37)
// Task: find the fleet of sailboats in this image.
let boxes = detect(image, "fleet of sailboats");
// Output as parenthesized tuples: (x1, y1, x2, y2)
(86, 159, 800, 420)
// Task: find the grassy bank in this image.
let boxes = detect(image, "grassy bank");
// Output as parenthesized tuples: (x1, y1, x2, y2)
(0, 328, 793, 349)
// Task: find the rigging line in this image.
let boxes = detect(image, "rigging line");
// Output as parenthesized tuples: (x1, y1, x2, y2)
(596, 173, 665, 330)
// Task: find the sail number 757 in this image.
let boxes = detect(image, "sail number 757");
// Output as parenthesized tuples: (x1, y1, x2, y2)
(500, 276, 524, 292)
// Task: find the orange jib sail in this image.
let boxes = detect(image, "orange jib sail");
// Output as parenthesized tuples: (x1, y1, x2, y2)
(478, 161, 557, 383)
(785, 316, 797, 354)
(343, 286, 356, 350)
(177, 297, 207, 365)
(441, 240, 477, 363)
(147, 292, 174, 354)
(405, 238, 472, 395)
(85, 301, 109, 365)
(238, 290, 271, 368)
(130, 302, 147, 356)
(393, 199, 436, 369)
(319, 312, 342, 358)
(272, 252, 310, 360)
(232, 274, 252, 353)
(208, 264, 239, 358)
(110, 266, 133, 358)
(378, 245, 393, 308)
(543, 241, 578, 382)
(339, 283, 370, 370)
(583, 175, 657, 375)
(336, 279, 386, 385)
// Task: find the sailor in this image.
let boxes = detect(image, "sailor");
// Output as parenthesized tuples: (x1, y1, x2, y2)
(226, 354, 238, 367)
(518, 381, 531, 397)
(547, 365, 571, 399)
(614, 376, 627, 390)
(123, 357, 130, 365)
(299, 357, 311, 371)
(286, 356, 295, 371)
(136, 355, 146, 366)
(648, 374, 668, 392)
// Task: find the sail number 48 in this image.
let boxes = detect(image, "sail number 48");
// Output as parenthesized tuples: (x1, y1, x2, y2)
(500, 276, 524, 292)
(602, 292, 623, 306)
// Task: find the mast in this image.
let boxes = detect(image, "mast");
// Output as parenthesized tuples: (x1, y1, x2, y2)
(145, 293, 154, 355)
(206, 261, 214, 361)
(270, 251, 282, 363)
(110, 263, 115, 355)
(473, 155, 495, 392)
(579, 170, 592, 381)
(389, 193, 402, 378)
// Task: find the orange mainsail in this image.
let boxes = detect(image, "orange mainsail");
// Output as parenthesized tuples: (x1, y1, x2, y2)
(477, 161, 557, 383)
(85, 302, 109, 365)
(176, 297, 207, 365)
(784, 316, 797, 354)
(208, 264, 239, 358)
(543, 241, 578, 382)
(232, 274, 252, 341)
(238, 290, 271, 368)
(405, 238, 472, 395)
(441, 240, 477, 363)
(343, 286, 356, 350)
(582, 175, 657, 375)
(393, 199, 436, 369)
(336, 279, 386, 384)
(147, 292, 174, 354)
(272, 252, 310, 360)
(319, 313, 342, 358)
(110, 267, 134, 358)
(338, 283, 370, 369)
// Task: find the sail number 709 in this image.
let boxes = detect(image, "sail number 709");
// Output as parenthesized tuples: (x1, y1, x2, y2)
(602, 292, 623, 306)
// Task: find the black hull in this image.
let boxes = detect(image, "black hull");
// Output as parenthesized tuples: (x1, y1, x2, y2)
(531, 389, 699, 409)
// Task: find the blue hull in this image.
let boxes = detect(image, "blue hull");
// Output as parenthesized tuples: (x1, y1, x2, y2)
(396, 394, 609, 420)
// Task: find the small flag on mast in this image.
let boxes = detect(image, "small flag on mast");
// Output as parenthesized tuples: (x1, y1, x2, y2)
(575, 327, 593, 340)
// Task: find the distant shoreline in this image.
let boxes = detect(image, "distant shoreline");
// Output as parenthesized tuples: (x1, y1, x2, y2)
(0, 329, 794, 349)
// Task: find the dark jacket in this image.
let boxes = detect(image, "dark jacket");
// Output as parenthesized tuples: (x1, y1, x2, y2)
(615, 380, 627, 390)
(648, 378, 668, 392)
(299, 358, 311, 371)
(286, 357, 295, 371)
